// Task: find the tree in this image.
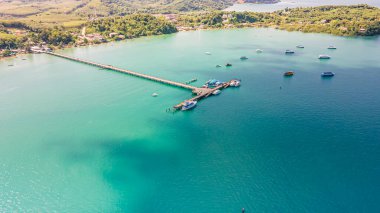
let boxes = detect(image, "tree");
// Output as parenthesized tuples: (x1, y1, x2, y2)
(2, 49, 12, 57)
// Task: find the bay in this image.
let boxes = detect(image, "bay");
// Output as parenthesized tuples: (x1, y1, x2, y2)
(1, 28, 380, 212)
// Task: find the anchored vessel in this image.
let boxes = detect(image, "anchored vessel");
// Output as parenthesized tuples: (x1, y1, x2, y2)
(321, 72, 335, 77)
(285, 50, 295, 54)
(284, 71, 295, 76)
(319, 55, 331, 59)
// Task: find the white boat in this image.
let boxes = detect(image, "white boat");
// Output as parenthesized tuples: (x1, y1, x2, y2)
(327, 45, 337, 49)
(212, 90, 221, 95)
(318, 55, 331, 59)
(296, 45, 304, 48)
(152, 93, 158, 97)
(230, 80, 241, 87)
(256, 49, 263, 53)
(181, 101, 197, 111)
(285, 50, 295, 54)
(205, 52, 212, 55)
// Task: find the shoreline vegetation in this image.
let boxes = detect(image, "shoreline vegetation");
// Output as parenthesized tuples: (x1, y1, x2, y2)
(1, 4, 380, 59)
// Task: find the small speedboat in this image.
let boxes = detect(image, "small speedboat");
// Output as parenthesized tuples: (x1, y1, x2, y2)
(151, 93, 158, 97)
(327, 45, 337, 50)
(185, 78, 197, 84)
(226, 63, 232, 67)
(240, 56, 248, 60)
(205, 52, 211, 55)
(212, 90, 221, 95)
(296, 45, 304, 48)
(256, 49, 263, 53)
(181, 101, 197, 111)
(230, 79, 241, 87)
(284, 71, 294, 76)
(318, 55, 331, 59)
(285, 50, 295, 54)
(321, 72, 335, 77)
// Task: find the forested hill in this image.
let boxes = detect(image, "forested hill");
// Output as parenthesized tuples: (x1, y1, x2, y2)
(91, 0, 235, 14)
(241, 0, 280, 3)
(0, 0, 281, 19)
(101, 0, 280, 14)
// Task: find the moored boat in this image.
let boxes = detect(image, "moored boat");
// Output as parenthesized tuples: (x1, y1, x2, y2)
(296, 45, 304, 48)
(226, 63, 232, 67)
(212, 90, 221, 95)
(205, 52, 212, 55)
(240, 56, 248, 60)
(321, 72, 335, 77)
(206, 79, 222, 87)
(181, 101, 197, 111)
(256, 49, 263, 53)
(318, 55, 331, 59)
(185, 78, 197, 84)
(230, 79, 241, 87)
(327, 45, 337, 49)
(216, 65, 222, 68)
(152, 93, 158, 97)
(284, 71, 294, 76)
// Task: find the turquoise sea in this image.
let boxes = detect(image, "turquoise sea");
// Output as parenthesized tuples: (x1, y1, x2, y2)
(226, 0, 380, 12)
(1, 28, 380, 212)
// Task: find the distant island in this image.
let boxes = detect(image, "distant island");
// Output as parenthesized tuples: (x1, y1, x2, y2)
(237, 0, 280, 4)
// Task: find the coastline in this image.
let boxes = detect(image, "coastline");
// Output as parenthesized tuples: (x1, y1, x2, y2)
(2, 5, 379, 60)
(0, 23, 376, 61)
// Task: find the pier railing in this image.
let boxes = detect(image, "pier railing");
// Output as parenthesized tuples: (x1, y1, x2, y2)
(45, 51, 198, 91)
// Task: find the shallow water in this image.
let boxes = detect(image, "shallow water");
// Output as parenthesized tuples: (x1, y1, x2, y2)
(1, 28, 380, 212)
(226, 0, 380, 12)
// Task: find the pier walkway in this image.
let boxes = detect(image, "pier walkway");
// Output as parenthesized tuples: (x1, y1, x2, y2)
(44, 51, 237, 110)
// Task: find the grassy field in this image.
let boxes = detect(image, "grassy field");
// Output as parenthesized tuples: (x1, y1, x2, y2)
(0, 32, 17, 39)
(0, 0, 89, 28)
(20, 13, 85, 28)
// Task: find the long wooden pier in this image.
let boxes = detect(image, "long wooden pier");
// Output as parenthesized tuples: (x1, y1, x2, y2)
(44, 51, 237, 110)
